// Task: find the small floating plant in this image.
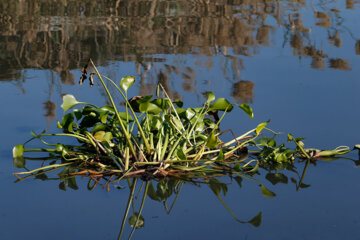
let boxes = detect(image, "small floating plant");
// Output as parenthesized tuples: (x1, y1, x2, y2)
(12, 59, 359, 187)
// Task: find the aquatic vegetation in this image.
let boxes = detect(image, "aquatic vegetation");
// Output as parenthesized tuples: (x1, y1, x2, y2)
(12, 60, 358, 187)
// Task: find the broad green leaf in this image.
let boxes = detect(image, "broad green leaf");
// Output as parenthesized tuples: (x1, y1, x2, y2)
(128, 213, 145, 229)
(119, 76, 135, 92)
(238, 104, 254, 119)
(206, 132, 218, 149)
(205, 91, 215, 104)
(118, 112, 133, 122)
(260, 184, 276, 198)
(61, 94, 81, 112)
(61, 112, 75, 132)
(94, 131, 106, 141)
(91, 124, 108, 133)
(248, 212, 262, 227)
(73, 109, 82, 121)
(209, 98, 233, 112)
(139, 102, 162, 114)
(256, 121, 269, 135)
(12, 145, 24, 158)
(153, 98, 171, 110)
(104, 132, 113, 143)
(355, 144, 360, 149)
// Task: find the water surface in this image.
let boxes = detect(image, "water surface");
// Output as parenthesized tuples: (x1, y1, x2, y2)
(1, 1, 360, 239)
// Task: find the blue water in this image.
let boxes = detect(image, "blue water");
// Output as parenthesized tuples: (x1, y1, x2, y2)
(1, 1, 360, 239)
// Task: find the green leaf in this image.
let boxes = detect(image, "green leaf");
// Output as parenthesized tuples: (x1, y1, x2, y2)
(173, 100, 183, 107)
(94, 131, 106, 141)
(128, 213, 145, 229)
(205, 91, 215, 104)
(256, 121, 269, 135)
(55, 144, 69, 156)
(217, 148, 224, 161)
(248, 212, 262, 227)
(260, 184, 276, 198)
(206, 132, 218, 149)
(61, 112, 75, 132)
(238, 104, 254, 119)
(61, 94, 81, 112)
(152, 98, 171, 110)
(119, 76, 135, 92)
(176, 149, 187, 160)
(12, 145, 24, 158)
(139, 102, 162, 114)
(209, 98, 233, 112)
(233, 163, 241, 172)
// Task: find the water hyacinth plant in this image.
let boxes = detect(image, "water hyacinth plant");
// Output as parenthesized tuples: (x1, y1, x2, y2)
(12, 59, 359, 185)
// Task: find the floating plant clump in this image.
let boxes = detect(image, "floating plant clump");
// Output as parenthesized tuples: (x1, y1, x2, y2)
(12, 59, 358, 186)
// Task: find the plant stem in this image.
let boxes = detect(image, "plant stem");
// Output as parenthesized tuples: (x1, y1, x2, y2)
(90, 59, 137, 165)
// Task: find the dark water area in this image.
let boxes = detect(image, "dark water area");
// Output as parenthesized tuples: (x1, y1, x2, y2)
(1, 1, 360, 239)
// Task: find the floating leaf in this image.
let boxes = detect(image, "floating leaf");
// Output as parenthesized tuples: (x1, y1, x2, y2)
(119, 76, 135, 92)
(248, 212, 262, 227)
(209, 98, 233, 112)
(260, 184, 276, 198)
(256, 121, 269, 135)
(61, 94, 81, 112)
(238, 104, 254, 119)
(129, 213, 145, 229)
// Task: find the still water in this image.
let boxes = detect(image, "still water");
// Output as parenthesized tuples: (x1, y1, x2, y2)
(1, 1, 360, 239)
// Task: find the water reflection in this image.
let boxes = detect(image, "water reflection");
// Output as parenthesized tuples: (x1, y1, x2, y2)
(13, 151, 360, 239)
(1, 0, 359, 90)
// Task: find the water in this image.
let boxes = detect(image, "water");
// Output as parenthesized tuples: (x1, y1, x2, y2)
(1, 1, 360, 239)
